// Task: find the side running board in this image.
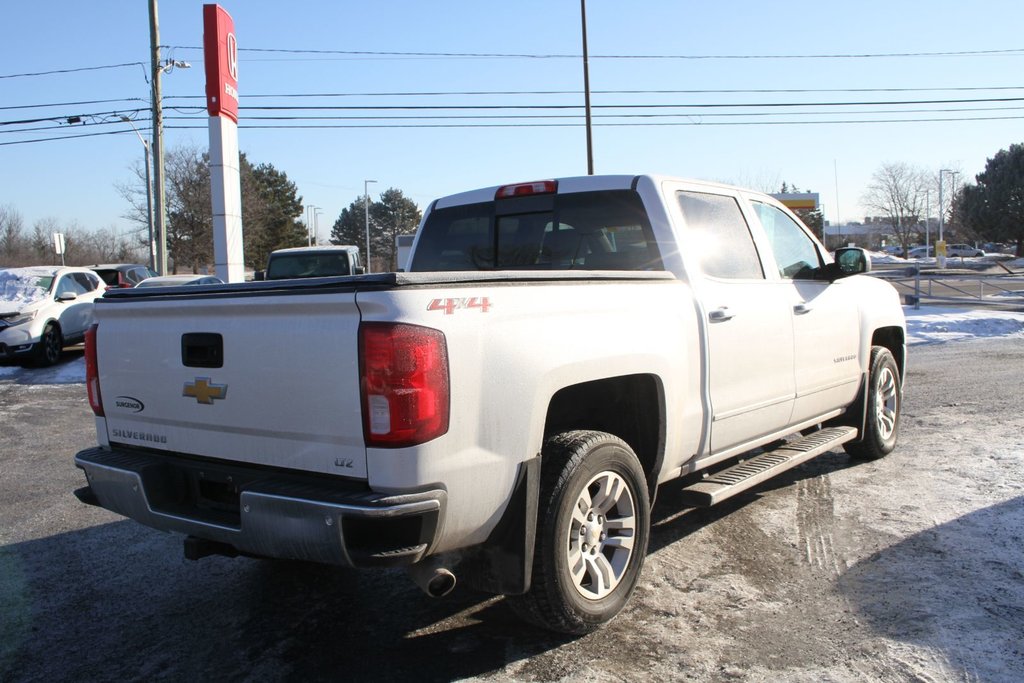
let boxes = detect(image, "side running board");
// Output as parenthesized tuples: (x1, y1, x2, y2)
(679, 426, 858, 507)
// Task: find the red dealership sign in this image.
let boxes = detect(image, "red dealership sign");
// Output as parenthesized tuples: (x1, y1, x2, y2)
(203, 4, 238, 122)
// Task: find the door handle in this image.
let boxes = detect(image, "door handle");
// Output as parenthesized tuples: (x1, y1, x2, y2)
(793, 303, 813, 315)
(709, 307, 735, 322)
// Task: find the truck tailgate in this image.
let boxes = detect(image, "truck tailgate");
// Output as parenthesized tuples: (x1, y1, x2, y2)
(93, 290, 367, 479)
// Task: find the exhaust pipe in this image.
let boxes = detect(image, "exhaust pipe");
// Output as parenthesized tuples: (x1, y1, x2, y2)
(407, 562, 457, 598)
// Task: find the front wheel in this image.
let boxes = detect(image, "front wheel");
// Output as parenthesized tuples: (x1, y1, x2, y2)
(34, 323, 63, 367)
(509, 430, 650, 634)
(845, 346, 901, 460)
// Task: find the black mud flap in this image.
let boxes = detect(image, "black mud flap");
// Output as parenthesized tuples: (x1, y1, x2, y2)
(457, 455, 540, 595)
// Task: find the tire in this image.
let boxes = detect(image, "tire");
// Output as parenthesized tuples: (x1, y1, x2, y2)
(509, 430, 650, 634)
(34, 323, 63, 367)
(844, 346, 901, 460)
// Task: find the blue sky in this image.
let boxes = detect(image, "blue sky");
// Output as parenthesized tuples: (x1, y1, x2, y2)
(2, 0, 1022, 243)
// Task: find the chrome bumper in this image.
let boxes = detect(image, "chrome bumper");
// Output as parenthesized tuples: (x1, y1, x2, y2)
(74, 446, 445, 567)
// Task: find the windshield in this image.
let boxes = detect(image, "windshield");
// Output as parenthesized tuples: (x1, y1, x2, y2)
(0, 270, 53, 307)
(410, 190, 661, 272)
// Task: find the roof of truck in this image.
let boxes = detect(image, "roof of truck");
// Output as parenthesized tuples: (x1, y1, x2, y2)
(270, 245, 359, 255)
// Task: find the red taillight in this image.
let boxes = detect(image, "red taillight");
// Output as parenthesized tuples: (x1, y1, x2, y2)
(495, 180, 557, 199)
(359, 323, 449, 448)
(85, 323, 103, 416)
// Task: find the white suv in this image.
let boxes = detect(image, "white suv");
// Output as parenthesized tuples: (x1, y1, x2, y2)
(946, 243, 985, 257)
(0, 266, 104, 366)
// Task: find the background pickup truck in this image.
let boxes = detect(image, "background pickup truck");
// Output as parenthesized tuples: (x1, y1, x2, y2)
(253, 244, 364, 280)
(74, 174, 905, 634)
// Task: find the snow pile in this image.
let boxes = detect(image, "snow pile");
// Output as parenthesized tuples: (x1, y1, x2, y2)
(0, 268, 54, 310)
(904, 305, 1024, 345)
(866, 251, 908, 265)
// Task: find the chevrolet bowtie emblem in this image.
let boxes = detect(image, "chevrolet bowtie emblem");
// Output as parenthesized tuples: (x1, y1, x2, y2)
(183, 377, 228, 404)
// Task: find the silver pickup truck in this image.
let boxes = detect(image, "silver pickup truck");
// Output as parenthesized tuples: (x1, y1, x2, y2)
(73, 175, 905, 633)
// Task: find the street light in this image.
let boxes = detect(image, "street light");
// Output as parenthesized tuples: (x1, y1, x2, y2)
(306, 205, 319, 246)
(364, 179, 377, 273)
(120, 116, 156, 271)
(938, 169, 960, 268)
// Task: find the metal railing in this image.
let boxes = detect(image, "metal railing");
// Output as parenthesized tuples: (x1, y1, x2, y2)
(870, 264, 1024, 310)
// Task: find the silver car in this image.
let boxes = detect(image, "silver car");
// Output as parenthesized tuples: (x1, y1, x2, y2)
(0, 266, 104, 366)
(945, 243, 985, 257)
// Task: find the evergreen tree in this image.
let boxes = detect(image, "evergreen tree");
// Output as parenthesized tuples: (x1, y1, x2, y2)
(956, 143, 1024, 256)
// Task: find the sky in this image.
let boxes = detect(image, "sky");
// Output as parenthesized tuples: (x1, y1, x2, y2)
(2, 1, 1024, 245)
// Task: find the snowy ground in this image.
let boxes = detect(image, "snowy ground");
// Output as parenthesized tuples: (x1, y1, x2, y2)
(2, 305, 1023, 681)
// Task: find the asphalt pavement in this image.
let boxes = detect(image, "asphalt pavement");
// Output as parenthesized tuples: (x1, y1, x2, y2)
(2, 338, 1023, 682)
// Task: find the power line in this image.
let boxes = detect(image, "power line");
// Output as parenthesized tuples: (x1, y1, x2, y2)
(0, 128, 143, 146)
(0, 62, 147, 79)
(0, 97, 148, 111)
(160, 105, 1024, 123)
(5, 110, 1020, 146)
(156, 85, 1024, 100)
(162, 45, 1024, 60)
(157, 113, 1024, 129)
(0, 108, 148, 127)
(160, 96, 1024, 112)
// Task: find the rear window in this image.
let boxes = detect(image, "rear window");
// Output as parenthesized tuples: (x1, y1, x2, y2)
(94, 270, 120, 287)
(410, 190, 662, 272)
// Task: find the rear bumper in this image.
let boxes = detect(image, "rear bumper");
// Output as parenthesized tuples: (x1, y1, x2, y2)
(74, 446, 445, 567)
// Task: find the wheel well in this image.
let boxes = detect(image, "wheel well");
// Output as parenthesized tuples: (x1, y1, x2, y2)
(543, 374, 663, 495)
(871, 326, 905, 377)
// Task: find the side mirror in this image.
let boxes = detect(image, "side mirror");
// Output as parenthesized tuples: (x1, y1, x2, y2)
(354, 266, 366, 275)
(57, 292, 79, 302)
(253, 271, 266, 281)
(829, 247, 871, 279)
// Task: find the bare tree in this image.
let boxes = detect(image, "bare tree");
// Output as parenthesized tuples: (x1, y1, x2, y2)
(1, 205, 31, 266)
(861, 163, 929, 257)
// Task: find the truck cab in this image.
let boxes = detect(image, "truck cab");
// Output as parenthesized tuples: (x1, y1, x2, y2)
(255, 245, 363, 280)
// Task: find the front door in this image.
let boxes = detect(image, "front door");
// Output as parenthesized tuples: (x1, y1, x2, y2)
(676, 189, 796, 453)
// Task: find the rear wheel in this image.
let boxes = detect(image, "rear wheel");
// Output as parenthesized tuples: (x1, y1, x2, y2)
(509, 430, 650, 634)
(845, 346, 901, 460)
(34, 323, 63, 367)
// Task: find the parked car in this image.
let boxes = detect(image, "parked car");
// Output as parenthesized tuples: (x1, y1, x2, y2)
(945, 243, 985, 257)
(89, 263, 157, 289)
(135, 274, 224, 288)
(0, 266, 104, 366)
(908, 246, 934, 258)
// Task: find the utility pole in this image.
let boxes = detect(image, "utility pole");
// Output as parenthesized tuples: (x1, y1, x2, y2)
(364, 179, 377, 273)
(149, 0, 168, 275)
(580, 0, 594, 175)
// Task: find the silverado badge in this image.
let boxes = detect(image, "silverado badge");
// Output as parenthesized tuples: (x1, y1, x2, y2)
(183, 377, 228, 404)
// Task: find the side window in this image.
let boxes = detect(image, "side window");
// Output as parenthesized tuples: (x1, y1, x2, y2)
(72, 272, 100, 291)
(677, 191, 764, 280)
(752, 202, 823, 279)
(56, 275, 87, 297)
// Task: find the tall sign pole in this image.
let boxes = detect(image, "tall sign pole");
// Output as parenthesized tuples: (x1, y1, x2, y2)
(203, 4, 245, 282)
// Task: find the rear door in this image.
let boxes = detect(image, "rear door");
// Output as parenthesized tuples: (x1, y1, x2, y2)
(95, 287, 368, 478)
